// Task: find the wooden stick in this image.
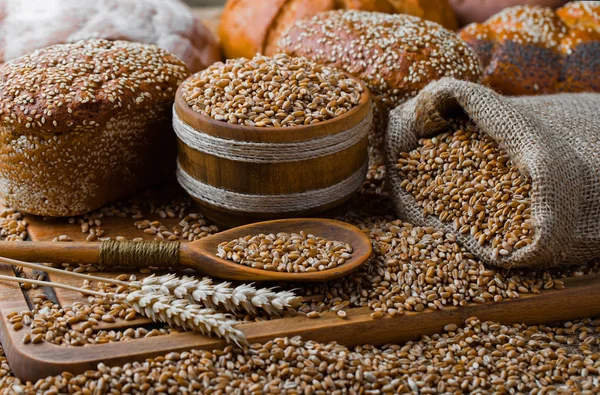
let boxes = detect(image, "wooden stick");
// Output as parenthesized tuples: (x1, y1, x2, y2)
(0, 256, 130, 287)
(0, 274, 107, 297)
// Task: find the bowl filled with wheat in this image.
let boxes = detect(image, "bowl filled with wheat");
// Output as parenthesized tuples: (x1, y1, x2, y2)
(173, 54, 372, 228)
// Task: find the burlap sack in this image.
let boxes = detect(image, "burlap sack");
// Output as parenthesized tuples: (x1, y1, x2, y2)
(386, 78, 600, 269)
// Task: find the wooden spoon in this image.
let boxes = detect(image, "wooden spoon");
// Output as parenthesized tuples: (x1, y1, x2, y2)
(0, 218, 372, 282)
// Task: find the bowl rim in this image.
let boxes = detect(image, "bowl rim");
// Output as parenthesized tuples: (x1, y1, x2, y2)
(174, 73, 372, 142)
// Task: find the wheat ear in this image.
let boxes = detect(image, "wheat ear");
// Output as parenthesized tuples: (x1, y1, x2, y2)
(131, 274, 301, 315)
(0, 256, 302, 316)
(0, 274, 247, 345)
(125, 289, 247, 346)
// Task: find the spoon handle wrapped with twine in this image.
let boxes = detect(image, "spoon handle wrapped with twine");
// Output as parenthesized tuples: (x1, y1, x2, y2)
(98, 240, 181, 269)
(0, 240, 182, 270)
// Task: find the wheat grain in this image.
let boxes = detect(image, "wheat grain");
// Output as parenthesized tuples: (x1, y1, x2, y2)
(181, 54, 363, 127)
(0, 208, 27, 242)
(3, 316, 600, 394)
(217, 232, 353, 272)
(396, 120, 534, 257)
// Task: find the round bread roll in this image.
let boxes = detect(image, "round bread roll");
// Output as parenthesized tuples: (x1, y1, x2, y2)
(448, 0, 569, 26)
(0, 39, 190, 216)
(218, 0, 459, 59)
(459, 1, 600, 95)
(0, 0, 221, 72)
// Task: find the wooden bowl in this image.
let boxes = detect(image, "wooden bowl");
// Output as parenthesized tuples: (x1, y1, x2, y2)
(173, 79, 372, 228)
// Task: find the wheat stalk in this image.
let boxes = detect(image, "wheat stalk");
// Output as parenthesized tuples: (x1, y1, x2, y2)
(131, 274, 301, 315)
(0, 256, 302, 316)
(0, 255, 302, 345)
(125, 288, 246, 346)
(0, 273, 247, 345)
(0, 255, 130, 287)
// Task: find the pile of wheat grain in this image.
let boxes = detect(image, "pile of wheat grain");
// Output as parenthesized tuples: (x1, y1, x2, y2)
(2, 316, 599, 394)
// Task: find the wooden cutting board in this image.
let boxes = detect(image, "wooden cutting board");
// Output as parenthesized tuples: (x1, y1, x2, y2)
(1, 187, 600, 382)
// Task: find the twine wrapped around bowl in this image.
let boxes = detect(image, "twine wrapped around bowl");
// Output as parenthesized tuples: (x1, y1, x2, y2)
(173, 81, 372, 228)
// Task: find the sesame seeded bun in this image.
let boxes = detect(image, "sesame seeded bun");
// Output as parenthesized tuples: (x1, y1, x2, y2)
(277, 10, 481, 165)
(0, 39, 190, 216)
(218, 0, 459, 60)
(459, 1, 600, 95)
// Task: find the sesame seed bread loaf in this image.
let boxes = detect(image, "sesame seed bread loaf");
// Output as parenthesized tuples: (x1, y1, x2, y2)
(0, 39, 190, 216)
(0, 0, 221, 72)
(218, 0, 459, 59)
(459, 1, 600, 95)
(277, 11, 481, 167)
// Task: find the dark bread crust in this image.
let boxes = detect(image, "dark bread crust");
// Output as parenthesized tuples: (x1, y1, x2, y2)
(459, 1, 600, 95)
(0, 40, 189, 136)
(188, 18, 223, 72)
(0, 113, 177, 217)
(0, 39, 189, 216)
(218, 0, 459, 59)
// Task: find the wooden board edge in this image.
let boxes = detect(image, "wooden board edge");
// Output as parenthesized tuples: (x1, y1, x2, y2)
(2, 273, 600, 382)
